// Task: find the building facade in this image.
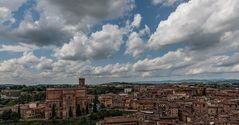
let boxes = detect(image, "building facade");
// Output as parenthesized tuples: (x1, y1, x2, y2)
(96, 116, 140, 125)
(45, 78, 91, 119)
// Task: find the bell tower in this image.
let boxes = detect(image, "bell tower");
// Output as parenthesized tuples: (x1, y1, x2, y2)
(79, 78, 85, 87)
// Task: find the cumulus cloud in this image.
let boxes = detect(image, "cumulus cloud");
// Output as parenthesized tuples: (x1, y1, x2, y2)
(2, 0, 239, 83)
(0, 7, 11, 20)
(133, 49, 192, 72)
(147, 0, 239, 77)
(0, 0, 26, 11)
(131, 14, 142, 28)
(149, 0, 239, 50)
(125, 32, 146, 57)
(87, 48, 239, 78)
(8, 17, 72, 46)
(0, 51, 88, 83)
(0, 4, 73, 47)
(36, 57, 53, 71)
(84, 49, 192, 77)
(0, 0, 134, 47)
(152, 0, 184, 6)
(124, 14, 149, 58)
(1, 48, 239, 84)
(0, 43, 37, 52)
(0, 0, 26, 24)
(0, 49, 192, 83)
(55, 24, 123, 61)
(123, 13, 143, 34)
(0, 52, 38, 79)
(186, 53, 239, 75)
(38, 0, 134, 25)
(139, 25, 151, 36)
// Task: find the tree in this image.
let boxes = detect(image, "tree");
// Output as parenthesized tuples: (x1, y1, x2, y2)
(1, 109, 20, 121)
(51, 104, 56, 119)
(93, 93, 98, 113)
(17, 104, 21, 119)
(69, 106, 73, 117)
(76, 104, 81, 116)
(100, 103, 106, 109)
(10, 112, 20, 122)
(86, 104, 89, 114)
(82, 108, 85, 114)
(202, 88, 207, 96)
(1, 110, 11, 120)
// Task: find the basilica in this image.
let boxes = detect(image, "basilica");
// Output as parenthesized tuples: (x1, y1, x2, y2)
(45, 78, 92, 119)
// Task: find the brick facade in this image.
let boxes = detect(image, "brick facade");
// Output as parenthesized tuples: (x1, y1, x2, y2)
(45, 78, 91, 119)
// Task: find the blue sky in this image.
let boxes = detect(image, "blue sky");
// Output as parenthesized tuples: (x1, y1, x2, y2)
(0, 0, 239, 84)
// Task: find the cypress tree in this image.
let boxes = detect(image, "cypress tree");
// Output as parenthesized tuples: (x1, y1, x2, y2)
(69, 106, 73, 117)
(86, 104, 89, 114)
(76, 104, 81, 116)
(17, 104, 21, 119)
(93, 94, 98, 112)
(51, 104, 56, 119)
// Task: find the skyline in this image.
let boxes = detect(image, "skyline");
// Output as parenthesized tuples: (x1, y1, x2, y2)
(0, 0, 239, 84)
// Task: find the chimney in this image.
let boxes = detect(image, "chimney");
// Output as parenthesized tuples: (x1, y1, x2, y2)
(79, 78, 85, 87)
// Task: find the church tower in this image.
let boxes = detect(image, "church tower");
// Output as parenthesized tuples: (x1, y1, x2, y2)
(79, 78, 85, 87)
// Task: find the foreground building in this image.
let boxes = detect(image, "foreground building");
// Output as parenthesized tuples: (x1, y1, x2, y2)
(45, 78, 92, 119)
(97, 116, 140, 125)
(12, 102, 45, 119)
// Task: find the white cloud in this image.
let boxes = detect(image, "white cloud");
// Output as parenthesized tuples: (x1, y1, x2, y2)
(0, 0, 26, 24)
(0, 0, 26, 10)
(0, 0, 135, 47)
(36, 57, 53, 71)
(147, 0, 239, 77)
(0, 43, 37, 52)
(186, 53, 239, 75)
(37, 0, 134, 26)
(1, 47, 239, 84)
(88, 63, 132, 77)
(7, 14, 73, 46)
(233, 64, 239, 72)
(0, 7, 11, 20)
(133, 49, 191, 72)
(55, 24, 123, 61)
(0, 49, 191, 82)
(125, 32, 146, 57)
(88, 48, 239, 78)
(0, 51, 88, 83)
(139, 25, 151, 36)
(149, 0, 239, 50)
(131, 14, 142, 28)
(122, 13, 143, 35)
(152, 0, 183, 6)
(0, 52, 38, 80)
(2, 0, 239, 83)
(124, 15, 149, 58)
(83, 49, 192, 78)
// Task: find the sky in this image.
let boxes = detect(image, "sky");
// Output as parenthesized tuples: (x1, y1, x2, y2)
(0, 0, 239, 84)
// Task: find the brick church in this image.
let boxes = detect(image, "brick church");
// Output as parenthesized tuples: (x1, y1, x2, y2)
(45, 78, 92, 119)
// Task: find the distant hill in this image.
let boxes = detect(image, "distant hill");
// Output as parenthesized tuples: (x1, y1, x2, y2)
(98, 79, 239, 86)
